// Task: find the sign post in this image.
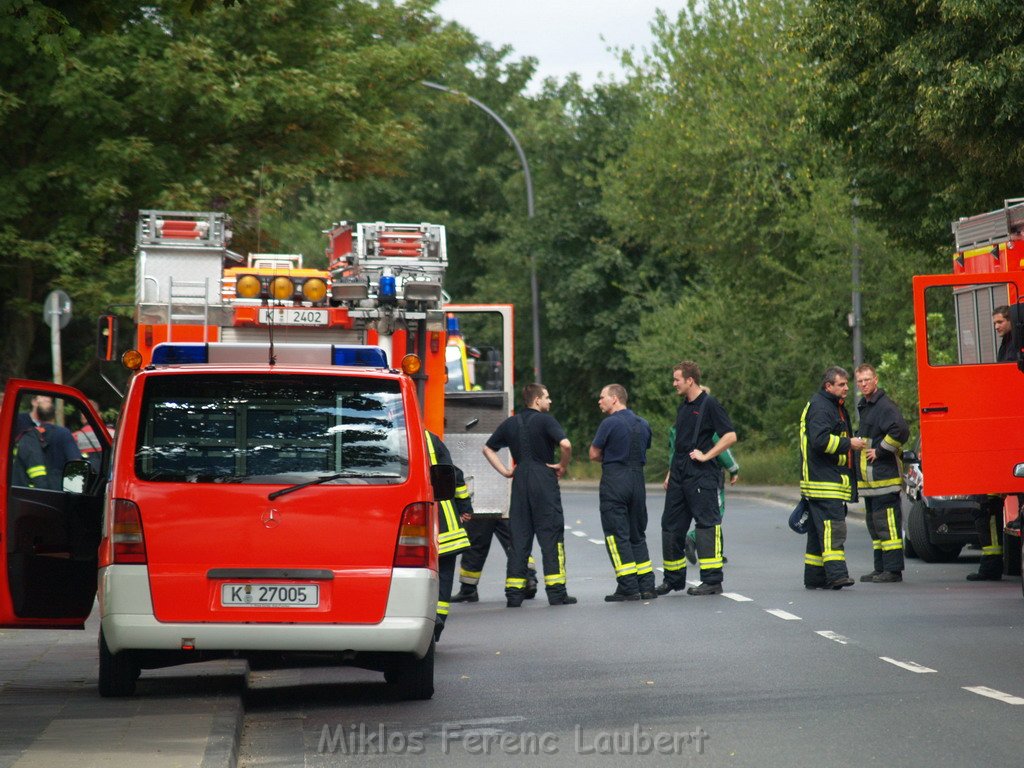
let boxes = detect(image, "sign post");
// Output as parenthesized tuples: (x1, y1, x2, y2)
(43, 290, 72, 386)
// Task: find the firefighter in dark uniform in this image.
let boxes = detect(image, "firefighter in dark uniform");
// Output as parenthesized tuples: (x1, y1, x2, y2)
(12, 395, 83, 490)
(799, 366, 866, 590)
(991, 305, 1021, 544)
(854, 364, 910, 583)
(13, 425, 58, 489)
(425, 431, 472, 641)
(450, 519, 538, 603)
(482, 383, 575, 607)
(656, 361, 737, 597)
(590, 383, 656, 601)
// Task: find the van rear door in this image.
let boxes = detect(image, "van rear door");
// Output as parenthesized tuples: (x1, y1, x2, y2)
(123, 370, 426, 624)
(0, 380, 109, 628)
(913, 273, 1024, 496)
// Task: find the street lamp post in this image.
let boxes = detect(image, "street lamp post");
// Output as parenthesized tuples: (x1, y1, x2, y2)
(421, 81, 542, 383)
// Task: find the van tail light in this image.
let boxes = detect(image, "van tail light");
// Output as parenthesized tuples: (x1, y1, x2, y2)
(112, 499, 147, 564)
(393, 502, 432, 568)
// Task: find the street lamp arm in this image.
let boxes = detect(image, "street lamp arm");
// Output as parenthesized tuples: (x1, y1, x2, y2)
(421, 80, 542, 382)
(421, 81, 534, 218)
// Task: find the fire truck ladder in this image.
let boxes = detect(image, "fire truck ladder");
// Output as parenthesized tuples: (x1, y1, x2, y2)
(165, 276, 212, 341)
(952, 198, 1024, 251)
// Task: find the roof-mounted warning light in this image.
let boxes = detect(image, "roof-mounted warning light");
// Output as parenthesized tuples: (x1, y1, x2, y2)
(149, 342, 389, 368)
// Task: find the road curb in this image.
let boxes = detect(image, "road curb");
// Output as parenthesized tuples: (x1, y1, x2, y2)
(200, 695, 245, 768)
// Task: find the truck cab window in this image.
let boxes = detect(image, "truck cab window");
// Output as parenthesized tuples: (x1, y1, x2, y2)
(924, 282, 1014, 366)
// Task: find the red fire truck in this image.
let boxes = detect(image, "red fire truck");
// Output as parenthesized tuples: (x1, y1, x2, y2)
(0, 210, 515, 696)
(911, 199, 1024, 581)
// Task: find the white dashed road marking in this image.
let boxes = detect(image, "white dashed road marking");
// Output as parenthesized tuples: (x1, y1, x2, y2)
(879, 657, 936, 673)
(722, 592, 752, 602)
(765, 609, 801, 621)
(815, 630, 849, 645)
(963, 686, 1024, 705)
(587, 539, 604, 546)
(571, 530, 587, 537)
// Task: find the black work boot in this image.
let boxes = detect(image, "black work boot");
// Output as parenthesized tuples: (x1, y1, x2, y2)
(548, 591, 578, 606)
(604, 591, 641, 602)
(450, 585, 479, 603)
(524, 571, 538, 600)
(686, 582, 723, 596)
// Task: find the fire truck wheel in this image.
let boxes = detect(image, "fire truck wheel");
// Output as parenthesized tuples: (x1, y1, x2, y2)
(98, 628, 139, 698)
(384, 641, 435, 700)
(906, 499, 962, 563)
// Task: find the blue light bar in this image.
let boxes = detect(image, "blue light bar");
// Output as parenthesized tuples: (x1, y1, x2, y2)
(152, 343, 209, 365)
(446, 314, 460, 334)
(332, 345, 388, 368)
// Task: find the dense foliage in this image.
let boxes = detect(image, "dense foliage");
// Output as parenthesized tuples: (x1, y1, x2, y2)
(5, 0, 1014, 471)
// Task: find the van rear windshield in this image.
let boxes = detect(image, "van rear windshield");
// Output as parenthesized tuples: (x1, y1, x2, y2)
(134, 374, 408, 484)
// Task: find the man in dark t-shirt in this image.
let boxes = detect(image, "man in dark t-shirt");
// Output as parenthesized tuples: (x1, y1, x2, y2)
(590, 384, 655, 602)
(657, 361, 737, 596)
(483, 383, 575, 607)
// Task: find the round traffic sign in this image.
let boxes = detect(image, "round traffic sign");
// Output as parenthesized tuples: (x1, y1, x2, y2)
(43, 289, 72, 329)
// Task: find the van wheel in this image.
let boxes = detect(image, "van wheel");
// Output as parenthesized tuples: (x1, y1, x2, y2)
(1004, 531, 1022, 577)
(98, 628, 139, 697)
(906, 499, 962, 563)
(384, 641, 435, 700)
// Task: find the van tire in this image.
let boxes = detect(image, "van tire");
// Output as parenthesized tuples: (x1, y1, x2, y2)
(1005, 530, 1022, 577)
(98, 628, 139, 697)
(385, 641, 435, 700)
(906, 499, 962, 563)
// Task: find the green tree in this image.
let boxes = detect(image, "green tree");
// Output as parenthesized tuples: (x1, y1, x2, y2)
(597, 0, 919, 470)
(800, 0, 1024, 249)
(1, 0, 461, 393)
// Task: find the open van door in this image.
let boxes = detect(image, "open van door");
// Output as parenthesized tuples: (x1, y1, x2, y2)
(913, 273, 1024, 496)
(443, 304, 514, 518)
(0, 380, 110, 628)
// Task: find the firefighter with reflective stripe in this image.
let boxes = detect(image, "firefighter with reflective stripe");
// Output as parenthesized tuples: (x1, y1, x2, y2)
(968, 495, 1005, 581)
(799, 366, 866, 590)
(12, 426, 56, 489)
(656, 361, 737, 597)
(450, 518, 538, 603)
(483, 383, 575, 607)
(425, 431, 472, 641)
(590, 384, 655, 602)
(854, 364, 910, 584)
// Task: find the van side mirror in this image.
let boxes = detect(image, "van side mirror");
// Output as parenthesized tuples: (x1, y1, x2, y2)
(97, 314, 118, 361)
(429, 464, 456, 501)
(62, 459, 96, 494)
(902, 450, 919, 464)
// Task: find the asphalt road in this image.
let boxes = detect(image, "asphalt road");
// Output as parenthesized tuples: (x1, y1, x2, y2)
(236, 488, 1024, 767)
